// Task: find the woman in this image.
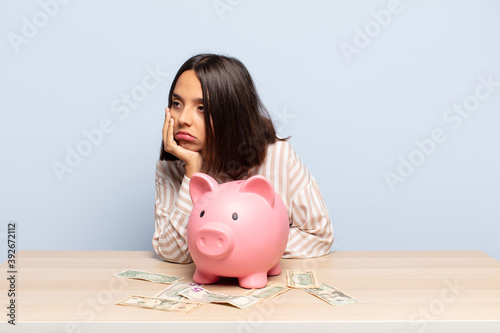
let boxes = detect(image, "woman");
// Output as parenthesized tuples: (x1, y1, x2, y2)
(153, 54, 333, 264)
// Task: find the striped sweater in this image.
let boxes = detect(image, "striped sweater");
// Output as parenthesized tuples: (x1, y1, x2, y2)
(153, 140, 334, 264)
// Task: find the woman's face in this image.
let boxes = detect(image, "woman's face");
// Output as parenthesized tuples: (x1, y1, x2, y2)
(170, 70, 206, 152)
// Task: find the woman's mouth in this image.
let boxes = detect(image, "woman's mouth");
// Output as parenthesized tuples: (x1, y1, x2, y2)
(175, 131, 196, 141)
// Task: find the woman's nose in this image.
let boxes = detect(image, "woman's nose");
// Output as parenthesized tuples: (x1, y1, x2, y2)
(177, 108, 193, 126)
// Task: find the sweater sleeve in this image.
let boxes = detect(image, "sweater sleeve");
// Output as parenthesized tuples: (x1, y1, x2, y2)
(152, 160, 194, 264)
(283, 146, 334, 258)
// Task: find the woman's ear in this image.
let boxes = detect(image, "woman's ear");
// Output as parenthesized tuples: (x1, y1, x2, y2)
(189, 173, 219, 204)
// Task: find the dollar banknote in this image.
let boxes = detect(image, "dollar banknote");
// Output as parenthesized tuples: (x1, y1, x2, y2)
(179, 286, 259, 309)
(114, 269, 182, 284)
(304, 283, 361, 306)
(243, 281, 291, 303)
(117, 295, 202, 313)
(286, 270, 320, 288)
(154, 281, 203, 301)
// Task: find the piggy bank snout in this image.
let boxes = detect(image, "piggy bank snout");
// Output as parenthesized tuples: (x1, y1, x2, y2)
(195, 223, 235, 259)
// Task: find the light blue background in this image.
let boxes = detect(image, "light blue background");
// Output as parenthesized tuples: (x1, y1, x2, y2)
(1, 0, 499, 263)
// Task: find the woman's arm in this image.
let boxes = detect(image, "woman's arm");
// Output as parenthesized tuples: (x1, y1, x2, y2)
(152, 160, 193, 264)
(283, 146, 334, 258)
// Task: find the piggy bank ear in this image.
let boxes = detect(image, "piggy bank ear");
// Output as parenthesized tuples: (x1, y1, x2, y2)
(190, 173, 219, 204)
(240, 175, 275, 207)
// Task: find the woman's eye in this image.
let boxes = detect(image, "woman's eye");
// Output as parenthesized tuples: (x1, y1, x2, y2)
(172, 101, 181, 108)
(197, 105, 204, 112)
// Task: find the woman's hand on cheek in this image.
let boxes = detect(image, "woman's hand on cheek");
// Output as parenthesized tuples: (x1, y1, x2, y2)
(163, 107, 202, 178)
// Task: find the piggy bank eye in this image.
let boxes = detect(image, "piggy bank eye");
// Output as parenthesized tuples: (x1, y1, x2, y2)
(232, 212, 238, 221)
(200, 210, 205, 218)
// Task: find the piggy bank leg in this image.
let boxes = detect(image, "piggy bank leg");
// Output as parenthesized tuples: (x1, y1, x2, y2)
(239, 272, 268, 289)
(267, 262, 282, 276)
(193, 269, 219, 284)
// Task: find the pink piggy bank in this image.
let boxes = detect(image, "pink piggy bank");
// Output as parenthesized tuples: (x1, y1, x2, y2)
(187, 173, 289, 289)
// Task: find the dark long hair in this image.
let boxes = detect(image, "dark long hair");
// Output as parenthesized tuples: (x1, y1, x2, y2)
(160, 54, 286, 179)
